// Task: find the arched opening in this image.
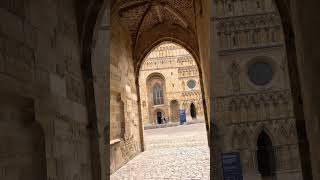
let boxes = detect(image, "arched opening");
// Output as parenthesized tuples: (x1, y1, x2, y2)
(109, 1, 211, 178)
(152, 109, 166, 125)
(110, 93, 126, 140)
(0, 96, 47, 180)
(156, 111, 162, 124)
(145, 73, 167, 125)
(0, 0, 318, 179)
(120, 41, 210, 179)
(139, 42, 207, 126)
(190, 103, 197, 120)
(109, 0, 314, 179)
(257, 131, 276, 178)
(170, 100, 180, 122)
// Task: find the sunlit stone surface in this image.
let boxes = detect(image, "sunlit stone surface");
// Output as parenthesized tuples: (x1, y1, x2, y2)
(111, 123, 209, 180)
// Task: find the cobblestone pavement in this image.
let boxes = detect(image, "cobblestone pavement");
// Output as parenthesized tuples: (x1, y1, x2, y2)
(111, 123, 210, 180)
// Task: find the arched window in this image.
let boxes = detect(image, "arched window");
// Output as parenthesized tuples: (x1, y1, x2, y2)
(153, 84, 164, 105)
(257, 131, 275, 177)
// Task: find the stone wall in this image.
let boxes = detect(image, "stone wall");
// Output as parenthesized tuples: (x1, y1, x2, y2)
(139, 43, 205, 125)
(210, 0, 303, 179)
(1, 0, 320, 179)
(91, 7, 110, 179)
(0, 0, 95, 179)
(0, 96, 47, 180)
(195, 0, 211, 130)
(110, 14, 142, 173)
(283, 0, 320, 179)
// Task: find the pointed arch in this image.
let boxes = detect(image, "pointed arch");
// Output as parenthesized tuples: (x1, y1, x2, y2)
(277, 125, 289, 144)
(190, 102, 197, 119)
(256, 130, 276, 177)
(254, 125, 276, 146)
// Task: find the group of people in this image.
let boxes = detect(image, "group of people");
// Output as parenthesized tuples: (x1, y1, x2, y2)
(157, 116, 168, 124)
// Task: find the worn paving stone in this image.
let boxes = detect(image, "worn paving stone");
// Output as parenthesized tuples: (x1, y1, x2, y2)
(111, 123, 210, 180)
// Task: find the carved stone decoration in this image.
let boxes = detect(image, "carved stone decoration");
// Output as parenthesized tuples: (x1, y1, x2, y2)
(229, 60, 241, 92)
(120, 134, 139, 161)
(232, 130, 241, 149)
(181, 81, 185, 91)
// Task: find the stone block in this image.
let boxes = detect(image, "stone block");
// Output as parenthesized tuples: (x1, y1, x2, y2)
(0, 8, 23, 41)
(28, 0, 57, 32)
(73, 102, 88, 124)
(0, 0, 26, 18)
(5, 56, 34, 82)
(66, 76, 85, 105)
(35, 32, 57, 72)
(49, 73, 67, 98)
(23, 21, 38, 49)
(0, 50, 4, 73)
(47, 158, 58, 178)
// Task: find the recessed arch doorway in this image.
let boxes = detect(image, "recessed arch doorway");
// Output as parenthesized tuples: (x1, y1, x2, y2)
(256, 131, 276, 178)
(156, 111, 162, 124)
(190, 103, 197, 120)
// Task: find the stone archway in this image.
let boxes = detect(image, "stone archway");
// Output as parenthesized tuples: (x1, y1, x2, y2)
(109, 2, 310, 178)
(256, 131, 276, 178)
(145, 73, 168, 125)
(190, 103, 197, 120)
(0, 0, 318, 179)
(137, 40, 210, 131)
(80, 0, 110, 178)
(153, 109, 165, 124)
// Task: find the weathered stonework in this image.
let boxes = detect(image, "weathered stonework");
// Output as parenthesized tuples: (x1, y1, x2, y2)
(109, 14, 142, 174)
(211, 0, 303, 179)
(0, 0, 319, 179)
(139, 42, 205, 126)
(0, 1, 95, 179)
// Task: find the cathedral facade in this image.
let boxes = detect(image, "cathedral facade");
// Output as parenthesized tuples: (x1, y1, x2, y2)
(139, 43, 205, 127)
(212, 0, 303, 179)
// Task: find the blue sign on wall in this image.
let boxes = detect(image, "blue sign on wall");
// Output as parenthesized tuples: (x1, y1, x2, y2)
(179, 109, 186, 124)
(222, 152, 243, 180)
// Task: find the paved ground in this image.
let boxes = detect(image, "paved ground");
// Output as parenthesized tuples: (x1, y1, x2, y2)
(110, 123, 210, 180)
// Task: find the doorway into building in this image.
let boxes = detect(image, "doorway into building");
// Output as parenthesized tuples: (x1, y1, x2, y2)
(190, 103, 197, 120)
(156, 111, 162, 124)
(257, 131, 276, 179)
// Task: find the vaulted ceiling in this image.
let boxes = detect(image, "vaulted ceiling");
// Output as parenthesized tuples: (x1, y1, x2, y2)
(112, 0, 200, 63)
